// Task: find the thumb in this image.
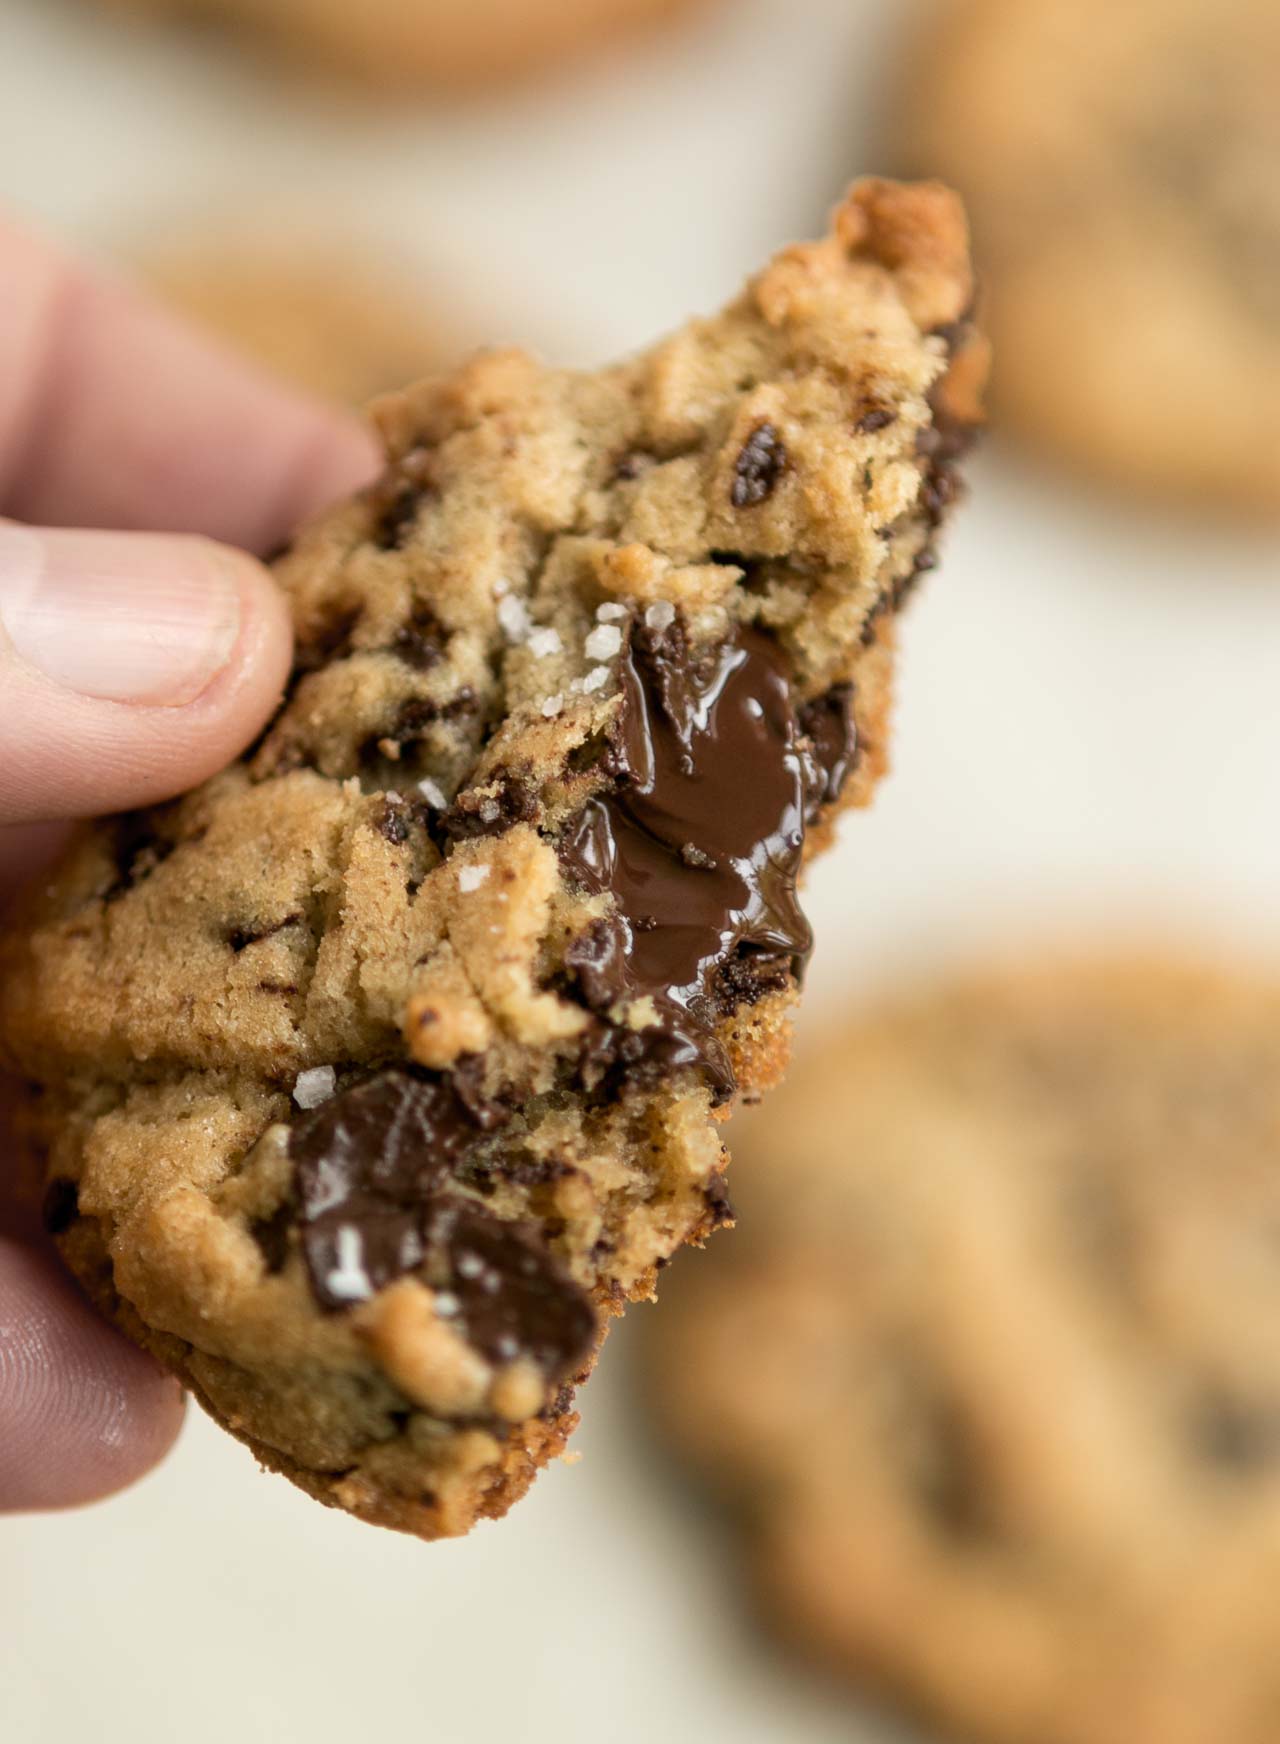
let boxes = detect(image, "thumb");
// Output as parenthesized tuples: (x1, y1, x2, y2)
(0, 518, 293, 825)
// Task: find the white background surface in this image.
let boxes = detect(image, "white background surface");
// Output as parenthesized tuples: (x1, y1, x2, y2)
(2, 2, 1278, 1741)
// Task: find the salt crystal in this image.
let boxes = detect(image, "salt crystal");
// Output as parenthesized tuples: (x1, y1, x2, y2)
(582, 666, 610, 694)
(584, 623, 622, 661)
(595, 602, 627, 623)
(497, 593, 531, 643)
(324, 1227, 372, 1305)
(417, 776, 447, 809)
(458, 864, 490, 893)
(434, 1291, 460, 1317)
(644, 600, 676, 631)
(541, 693, 565, 718)
(527, 627, 562, 658)
(293, 1065, 336, 1111)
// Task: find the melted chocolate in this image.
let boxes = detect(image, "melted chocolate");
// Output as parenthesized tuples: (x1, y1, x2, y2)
(290, 1071, 595, 1379)
(799, 683, 858, 818)
(559, 622, 833, 1096)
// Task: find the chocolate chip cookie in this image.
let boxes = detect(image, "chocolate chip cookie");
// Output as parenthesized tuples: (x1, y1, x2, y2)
(903, 0, 1280, 515)
(94, 0, 718, 90)
(0, 180, 984, 1539)
(650, 959, 1280, 1744)
(142, 238, 448, 408)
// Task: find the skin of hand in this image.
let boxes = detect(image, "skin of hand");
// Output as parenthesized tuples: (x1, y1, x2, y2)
(0, 216, 379, 1512)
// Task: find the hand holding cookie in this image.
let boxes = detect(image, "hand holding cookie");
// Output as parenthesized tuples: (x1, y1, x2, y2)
(0, 214, 375, 1510)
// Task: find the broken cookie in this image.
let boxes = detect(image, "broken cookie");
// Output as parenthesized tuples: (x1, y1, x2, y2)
(0, 180, 985, 1537)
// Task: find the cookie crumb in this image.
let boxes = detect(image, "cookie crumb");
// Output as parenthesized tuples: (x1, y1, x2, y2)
(293, 1065, 337, 1110)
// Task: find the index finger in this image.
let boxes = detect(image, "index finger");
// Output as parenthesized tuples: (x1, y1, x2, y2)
(0, 216, 380, 552)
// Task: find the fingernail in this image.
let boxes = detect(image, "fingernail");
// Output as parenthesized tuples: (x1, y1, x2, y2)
(0, 522, 244, 707)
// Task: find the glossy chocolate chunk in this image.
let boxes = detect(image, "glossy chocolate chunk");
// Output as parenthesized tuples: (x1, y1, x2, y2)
(290, 1071, 595, 1378)
(559, 621, 839, 1096)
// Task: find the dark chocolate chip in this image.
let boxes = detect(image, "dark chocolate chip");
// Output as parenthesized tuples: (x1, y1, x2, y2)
(251, 1200, 295, 1273)
(376, 798, 413, 846)
(41, 1177, 79, 1236)
(702, 1173, 735, 1230)
(855, 407, 896, 434)
(288, 1070, 596, 1381)
(1189, 1392, 1280, 1474)
(226, 913, 302, 954)
(392, 605, 446, 672)
(428, 1201, 596, 1375)
(798, 682, 858, 817)
(440, 772, 538, 842)
(102, 812, 175, 902)
(731, 422, 788, 508)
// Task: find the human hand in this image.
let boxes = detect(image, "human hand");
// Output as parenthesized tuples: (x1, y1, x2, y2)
(0, 215, 378, 1510)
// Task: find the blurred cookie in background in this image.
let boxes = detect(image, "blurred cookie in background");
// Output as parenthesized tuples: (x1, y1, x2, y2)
(900, 0, 1280, 518)
(139, 234, 449, 405)
(649, 957, 1280, 1744)
(92, 0, 720, 91)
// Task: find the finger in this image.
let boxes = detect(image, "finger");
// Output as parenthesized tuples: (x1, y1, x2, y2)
(0, 1237, 185, 1510)
(0, 518, 293, 824)
(0, 216, 378, 551)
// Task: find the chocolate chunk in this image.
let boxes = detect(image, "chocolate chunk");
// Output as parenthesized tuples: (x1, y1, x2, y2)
(376, 798, 413, 845)
(713, 945, 794, 1015)
(292, 1071, 491, 1308)
(731, 422, 788, 507)
(393, 605, 446, 672)
(855, 406, 896, 434)
(289, 1070, 596, 1380)
(799, 682, 858, 817)
(558, 619, 819, 1098)
(103, 811, 175, 902)
(440, 772, 538, 842)
(372, 446, 437, 550)
(1190, 1392, 1280, 1474)
(42, 1177, 79, 1236)
(702, 1173, 735, 1230)
(426, 1201, 596, 1375)
(251, 1199, 295, 1273)
(226, 912, 302, 953)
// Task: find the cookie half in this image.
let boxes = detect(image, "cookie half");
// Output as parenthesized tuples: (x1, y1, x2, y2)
(1, 180, 984, 1539)
(902, 0, 1280, 515)
(93, 0, 720, 90)
(650, 958, 1280, 1744)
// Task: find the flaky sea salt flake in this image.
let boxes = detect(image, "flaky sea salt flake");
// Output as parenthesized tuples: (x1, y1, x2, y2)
(293, 1066, 336, 1111)
(584, 623, 622, 662)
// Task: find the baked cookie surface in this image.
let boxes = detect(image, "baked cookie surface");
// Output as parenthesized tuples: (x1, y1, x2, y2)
(903, 0, 1280, 515)
(0, 181, 983, 1538)
(94, 0, 717, 90)
(651, 959, 1280, 1744)
(142, 239, 448, 408)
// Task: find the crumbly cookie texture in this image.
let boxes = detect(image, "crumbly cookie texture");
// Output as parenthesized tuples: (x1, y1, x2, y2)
(650, 959, 1280, 1744)
(93, 0, 718, 90)
(142, 239, 449, 408)
(902, 0, 1280, 515)
(1, 180, 984, 1539)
